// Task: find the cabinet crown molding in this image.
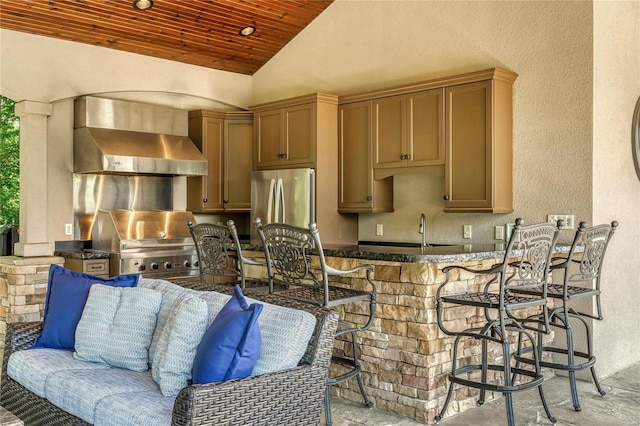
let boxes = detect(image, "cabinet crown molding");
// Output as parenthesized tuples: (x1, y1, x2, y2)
(250, 93, 338, 112)
(339, 68, 518, 104)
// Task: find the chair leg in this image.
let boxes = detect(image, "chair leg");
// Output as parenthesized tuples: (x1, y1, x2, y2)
(538, 385, 557, 424)
(324, 384, 332, 426)
(350, 330, 373, 407)
(435, 334, 462, 421)
(479, 337, 489, 405)
(591, 366, 606, 396)
(504, 392, 515, 426)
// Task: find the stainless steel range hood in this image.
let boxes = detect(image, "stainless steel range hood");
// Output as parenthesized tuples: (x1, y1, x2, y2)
(74, 96, 207, 176)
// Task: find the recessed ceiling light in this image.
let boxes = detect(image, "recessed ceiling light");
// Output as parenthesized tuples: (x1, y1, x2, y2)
(133, 0, 154, 11)
(239, 26, 256, 37)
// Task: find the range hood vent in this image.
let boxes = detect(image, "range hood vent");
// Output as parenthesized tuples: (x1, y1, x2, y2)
(74, 96, 207, 176)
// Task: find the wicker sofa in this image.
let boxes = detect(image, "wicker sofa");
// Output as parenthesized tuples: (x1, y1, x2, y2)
(0, 279, 338, 426)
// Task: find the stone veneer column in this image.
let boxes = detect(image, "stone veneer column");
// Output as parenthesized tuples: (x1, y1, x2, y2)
(13, 100, 54, 257)
(0, 256, 63, 364)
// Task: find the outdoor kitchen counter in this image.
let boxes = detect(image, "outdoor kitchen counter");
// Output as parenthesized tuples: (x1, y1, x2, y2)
(240, 242, 570, 423)
(53, 250, 111, 260)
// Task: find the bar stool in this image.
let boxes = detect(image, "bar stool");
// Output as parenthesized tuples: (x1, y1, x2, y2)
(188, 220, 266, 289)
(435, 218, 562, 426)
(513, 220, 618, 412)
(254, 219, 376, 426)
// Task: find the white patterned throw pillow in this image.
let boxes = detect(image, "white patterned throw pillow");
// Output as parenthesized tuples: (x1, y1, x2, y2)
(152, 295, 208, 396)
(74, 284, 162, 372)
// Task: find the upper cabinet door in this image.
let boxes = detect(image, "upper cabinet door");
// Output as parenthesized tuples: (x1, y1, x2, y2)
(339, 101, 393, 213)
(254, 110, 284, 169)
(224, 117, 253, 211)
(187, 113, 224, 212)
(373, 95, 406, 169)
(284, 103, 316, 166)
(407, 88, 445, 166)
(444, 79, 513, 213)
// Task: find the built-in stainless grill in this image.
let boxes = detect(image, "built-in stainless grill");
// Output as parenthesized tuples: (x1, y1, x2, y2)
(92, 210, 199, 279)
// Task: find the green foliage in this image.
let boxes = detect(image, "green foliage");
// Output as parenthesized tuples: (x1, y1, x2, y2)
(0, 96, 20, 225)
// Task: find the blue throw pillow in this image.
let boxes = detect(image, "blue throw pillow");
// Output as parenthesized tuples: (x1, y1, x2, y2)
(32, 264, 139, 351)
(192, 285, 263, 384)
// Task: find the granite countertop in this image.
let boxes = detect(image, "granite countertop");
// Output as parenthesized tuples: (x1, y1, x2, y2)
(242, 241, 572, 264)
(54, 250, 111, 260)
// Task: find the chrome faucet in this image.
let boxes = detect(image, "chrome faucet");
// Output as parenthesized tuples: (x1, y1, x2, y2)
(419, 213, 430, 248)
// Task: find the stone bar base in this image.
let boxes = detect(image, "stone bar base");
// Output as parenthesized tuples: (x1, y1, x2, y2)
(0, 256, 64, 365)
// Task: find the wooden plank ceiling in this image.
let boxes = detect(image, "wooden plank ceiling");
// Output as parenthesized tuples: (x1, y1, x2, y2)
(0, 0, 334, 75)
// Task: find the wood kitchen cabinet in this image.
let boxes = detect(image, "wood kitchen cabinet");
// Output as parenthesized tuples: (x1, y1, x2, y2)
(339, 68, 517, 214)
(187, 110, 253, 212)
(252, 101, 315, 169)
(444, 73, 515, 213)
(338, 100, 393, 213)
(373, 88, 444, 170)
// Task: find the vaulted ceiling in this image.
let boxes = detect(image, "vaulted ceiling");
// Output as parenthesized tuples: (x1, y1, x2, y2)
(0, 0, 334, 75)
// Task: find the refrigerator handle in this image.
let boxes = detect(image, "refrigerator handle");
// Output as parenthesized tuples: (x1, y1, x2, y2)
(267, 179, 276, 223)
(276, 178, 285, 222)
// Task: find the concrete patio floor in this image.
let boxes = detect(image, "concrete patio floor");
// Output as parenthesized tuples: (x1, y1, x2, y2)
(327, 362, 640, 425)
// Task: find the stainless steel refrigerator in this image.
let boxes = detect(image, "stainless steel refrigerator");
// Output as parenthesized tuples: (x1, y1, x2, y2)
(250, 168, 315, 242)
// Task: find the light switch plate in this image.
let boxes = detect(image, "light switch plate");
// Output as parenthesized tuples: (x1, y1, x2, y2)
(376, 224, 384, 236)
(494, 225, 504, 240)
(64, 224, 73, 236)
(463, 225, 472, 239)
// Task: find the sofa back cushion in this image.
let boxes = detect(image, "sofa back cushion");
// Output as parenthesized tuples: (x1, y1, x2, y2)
(152, 295, 208, 396)
(138, 279, 317, 378)
(74, 285, 162, 371)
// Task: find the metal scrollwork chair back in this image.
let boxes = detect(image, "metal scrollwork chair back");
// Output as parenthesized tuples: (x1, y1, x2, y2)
(188, 220, 263, 289)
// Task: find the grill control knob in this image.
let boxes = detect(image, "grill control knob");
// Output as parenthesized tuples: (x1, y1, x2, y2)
(164, 262, 172, 269)
(138, 264, 146, 272)
(184, 260, 191, 268)
(151, 262, 159, 270)
(194, 260, 199, 268)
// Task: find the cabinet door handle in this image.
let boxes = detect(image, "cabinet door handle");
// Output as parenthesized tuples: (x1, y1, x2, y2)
(443, 195, 449, 201)
(281, 153, 287, 159)
(366, 196, 372, 201)
(400, 154, 405, 160)
(203, 198, 208, 203)
(223, 200, 229, 203)
(405, 154, 411, 160)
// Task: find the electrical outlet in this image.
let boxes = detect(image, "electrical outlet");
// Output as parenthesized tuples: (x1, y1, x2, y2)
(376, 224, 384, 236)
(547, 214, 575, 229)
(64, 223, 73, 236)
(506, 223, 515, 240)
(494, 225, 504, 240)
(463, 225, 472, 239)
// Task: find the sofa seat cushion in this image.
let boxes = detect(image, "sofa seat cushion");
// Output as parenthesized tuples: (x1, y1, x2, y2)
(45, 368, 159, 424)
(93, 390, 175, 426)
(7, 348, 111, 398)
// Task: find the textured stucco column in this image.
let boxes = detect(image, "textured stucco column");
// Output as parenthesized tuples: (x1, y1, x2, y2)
(13, 101, 54, 257)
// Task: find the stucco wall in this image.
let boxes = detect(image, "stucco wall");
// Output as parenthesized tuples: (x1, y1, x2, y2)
(592, 1, 640, 375)
(254, 0, 594, 246)
(253, 0, 640, 375)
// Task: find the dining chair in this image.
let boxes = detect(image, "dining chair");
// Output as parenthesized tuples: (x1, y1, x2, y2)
(254, 218, 377, 426)
(435, 218, 562, 426)
(513, 220, 618, 412)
